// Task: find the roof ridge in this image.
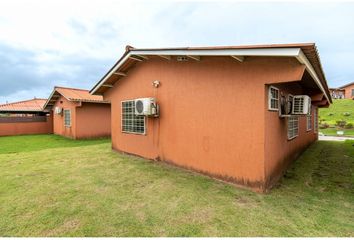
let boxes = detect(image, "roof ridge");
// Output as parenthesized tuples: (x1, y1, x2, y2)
(0, 98, 47, 107)
(54, 86, 89, 92)
(130, 43, 316, 51)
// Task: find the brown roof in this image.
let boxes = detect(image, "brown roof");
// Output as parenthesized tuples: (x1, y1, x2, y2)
(90, 43, 331, 103)
(44, 86, 109, 110)
(0, 98, 47, 112)
(338, 82, 354, 89)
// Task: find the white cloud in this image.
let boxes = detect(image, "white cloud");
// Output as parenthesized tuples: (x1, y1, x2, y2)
(0, 0, 354, 103)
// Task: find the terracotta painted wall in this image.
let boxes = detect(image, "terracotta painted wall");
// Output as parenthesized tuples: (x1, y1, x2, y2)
(75, 102, 111, 139)
(53, 96, 77, 139)
(343, 84, 354, 99)
(104, 56, 305, 190)
(264, 84, 318, 188)
(0, 115, 53, 136)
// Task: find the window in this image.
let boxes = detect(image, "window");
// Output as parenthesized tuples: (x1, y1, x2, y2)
(307, 104, 312, 131)
(122, 100, 145, 134)
(64, 109, 71, 127)
(351, 89, 354, 97)
(288, 116, 299, 140)
(314, 108, 318, 133)
(307, 115, 312, 131)
(268, 86, 279, 110)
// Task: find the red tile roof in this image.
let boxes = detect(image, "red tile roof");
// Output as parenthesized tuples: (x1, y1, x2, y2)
(54, 86, 106, 102)
(44, 86, 109, 110)
(0, 98, 47, 112)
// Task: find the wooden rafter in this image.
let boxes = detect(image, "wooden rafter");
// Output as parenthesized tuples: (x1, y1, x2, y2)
(231, 55, 244, 62)
(187, 55, 200, 61)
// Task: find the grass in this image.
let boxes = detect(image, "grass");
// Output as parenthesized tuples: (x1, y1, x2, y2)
(0, 135, 353, 237)
(319, 99, 354, 136)
(319, 128, 354, 137)
(0, 134, 110, 154)
(319, 99, 354, 125)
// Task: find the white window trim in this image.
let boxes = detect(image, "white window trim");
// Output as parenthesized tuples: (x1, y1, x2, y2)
(268, 86, 280, 111)
(64, 109, 71, 127)
(287, 116, 299, 140)
(121, 100, 146, 135)
(306, 115, 312, 131)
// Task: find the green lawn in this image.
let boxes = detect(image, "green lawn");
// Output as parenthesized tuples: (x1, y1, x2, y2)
(319, 99, 354, 125)
(0, 135, 353, 237)
(319, 128, 354, 137)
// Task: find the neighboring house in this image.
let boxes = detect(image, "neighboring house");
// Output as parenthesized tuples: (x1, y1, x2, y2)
(44, 86, 111, 139)
(0, 98, 53, 136)
(329, 82, 354, 99)
(90, 43, 331, 192)
(0, 98, 48, 116)
(329, 88, 345, 99)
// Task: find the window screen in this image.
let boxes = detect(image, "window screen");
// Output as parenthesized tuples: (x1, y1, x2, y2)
(307, 115, 312, 131)
(269, 86, 279, 110)
(121, 100, 145, 134)
(288, 116, 299, 139)
(64, 109, 71, 127)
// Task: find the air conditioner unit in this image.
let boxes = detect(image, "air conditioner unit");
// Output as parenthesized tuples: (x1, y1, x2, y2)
(292, 95, 311, 115)
(54, 107, 62, 115)
(134, 98, 159, 116)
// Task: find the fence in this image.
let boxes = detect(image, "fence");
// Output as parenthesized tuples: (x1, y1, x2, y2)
(0, 115, 53, 137)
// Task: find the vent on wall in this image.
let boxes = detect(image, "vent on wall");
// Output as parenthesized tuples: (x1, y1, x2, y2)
(177, 56, 189, 61)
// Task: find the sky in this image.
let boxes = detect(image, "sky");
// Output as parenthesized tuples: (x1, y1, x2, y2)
(0, 0, 354, 103)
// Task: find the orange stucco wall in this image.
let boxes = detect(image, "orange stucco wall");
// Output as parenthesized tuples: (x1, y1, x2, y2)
(53, 96, 77, 139)
(104, 56, 307, 190)
(0, 115, 53, 136)
(53, 96, 111, 139)
(343, 84, 354, 99)
(76, 102, 111, 139)
(264, 84, 318, 188)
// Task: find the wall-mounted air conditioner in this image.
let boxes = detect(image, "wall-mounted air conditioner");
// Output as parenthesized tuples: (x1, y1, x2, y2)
(54, 107, 63, 115)
(292, 95, 311, 115)
(134, 98, 159, 117)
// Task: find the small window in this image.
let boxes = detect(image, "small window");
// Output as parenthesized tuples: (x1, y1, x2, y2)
(307, 115, 312, 131)
(288, 116, 299, 140)
(307, 103, 312, 131)
(64, 109, 71, 127)
(268, 86, 279, 111)
(122, 100, 145, 134)
(351, 89, 354, 97)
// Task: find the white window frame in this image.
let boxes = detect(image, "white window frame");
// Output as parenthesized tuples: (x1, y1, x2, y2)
(64, 109, 71, 127)
(121, 100, 146, 135)
(268, 86, 280, 111)
(288, 116, 299, 140)
(306, 105, 312, 131)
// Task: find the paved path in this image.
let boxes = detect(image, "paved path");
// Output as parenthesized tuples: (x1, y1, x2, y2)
(319, 135, 354, 141)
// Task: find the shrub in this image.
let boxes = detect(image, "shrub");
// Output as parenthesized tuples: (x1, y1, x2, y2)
(343, 112, 351, 116)
(336, 120, 347, 128)
(319, 122, 330, 129)
(328, 113, 334, 116)
(345, 122, 353, 129)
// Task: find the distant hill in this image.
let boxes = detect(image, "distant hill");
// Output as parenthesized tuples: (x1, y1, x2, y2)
(319, 99, 354, 125)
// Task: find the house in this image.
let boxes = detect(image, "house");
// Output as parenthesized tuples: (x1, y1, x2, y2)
(329, 82, 354, 99)
(329, 88, 345, 99)
(0, 98, 53, 136)
(43, 86, 111, 139)
(90, 43, 331, 192)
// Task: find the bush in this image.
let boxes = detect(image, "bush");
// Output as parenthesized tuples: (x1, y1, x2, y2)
(343, 112, 351, 116)
(319, 122, 330, 129)
(328, 113, 334, 116)
(345, 122, 353, 129)
(336, 120, 347, 128)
